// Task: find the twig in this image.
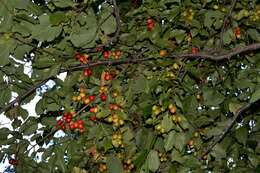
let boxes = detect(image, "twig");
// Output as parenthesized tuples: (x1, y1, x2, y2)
(0, 77, 54, 114)
(219, 0, 237, 48)
(1, 43, 260, 115)
(200, 101, 257, 159)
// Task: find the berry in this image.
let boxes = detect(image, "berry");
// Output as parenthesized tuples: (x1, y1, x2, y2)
(192, 47, 198, 54)
(89, 95, 95, 101)
(90, 116, 97, 121)
(159, 50, 167, 57)
(103, 51, 111, 59)
(234, 27, 241, 39)
(104, 72, 112, 81)
(146, 18, 155, 31)
(9, 159, 18, 166)
(100, 93, 107, 101)
(83, 68, 92, 77)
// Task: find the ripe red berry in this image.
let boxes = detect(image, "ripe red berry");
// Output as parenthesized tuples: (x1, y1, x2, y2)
(104, 73, 112, 81)
(235, 27, 241, 38)
(89, 95, 95, 101)
(83, 68, 92, 77)
(90, 107, 95, 113)
(69, 122, 75, 130)
(74, 122, 79, 129)
(57, 120, 63, 126)
(103, 51, 111, 59)
(9, 159, 18, 166)
(65, 118, 72, 123)
(147, 18, 154, 24)
(90, 116, 97, 121)
(78, 124, 84, 130)
(192, 47, 198, 55)
(75, 52, 81, 59)
(100, 93, 107, 102)
(77, 119, 84, 125)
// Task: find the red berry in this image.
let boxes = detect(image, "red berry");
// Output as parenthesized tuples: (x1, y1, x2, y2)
(69, 122, 75, 130)
(61, 125, 66, 130)
(90, 107, 95, 113)
(147, 18, 154, 24)
(74, 122, 79, 129)
(104, 73, 112, 81)
(9, 159, 18, 166)
(78, 124, 84, 130)
(100, 93, 107, 102)
(96, 47, 103, 52)
(89, 95, 95, 101)
(103, 51, 111, 59)
(65, 118, 72, 123)
(75, 52, 81, 59)
(83, 68, 92, 77)
(90, 116, 97, 121)
(192, 47, 198, 55)
(77, 119, 84, 125)
(57, 120, 63, 126)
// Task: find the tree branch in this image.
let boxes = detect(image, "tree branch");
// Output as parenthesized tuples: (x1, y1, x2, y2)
(1, 43, 260, 115)
(0, 77, 54, 115)
(219, 0, 237, 48)
(200, 100, 259, 159)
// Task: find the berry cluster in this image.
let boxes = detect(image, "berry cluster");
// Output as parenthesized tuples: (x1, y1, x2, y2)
(112, 132, 124, 148)
(102, 50, 122, 59)
(99, 163, 107, 172)
(123, 159, 135, 172)
(75, 52, 89, 64)
(56, 112, 85, 133)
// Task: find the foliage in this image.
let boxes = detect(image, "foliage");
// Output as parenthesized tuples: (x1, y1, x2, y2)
(0, 0, 260, 172)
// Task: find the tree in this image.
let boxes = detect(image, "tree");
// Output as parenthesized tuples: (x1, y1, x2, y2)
(0, 0, 260, 172)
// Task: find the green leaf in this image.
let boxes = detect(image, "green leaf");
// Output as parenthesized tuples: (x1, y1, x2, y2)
(49, 12, 69, 26)
(229, 102, 243, 114)
(248, 29, 260, 42)
(250, 88, 260, 103)
(164, 131, 175, 152)
(161, 115, 174, 132)
(31, 25, 62, 42)
(223, 29, 235, 45)
(52, 0, 75, 8)
(147, 150, 160, 172)
(101, 15, 116, 35)
(173, 132, 187, 151)
(203, 87, 225, 106)
(235, 127, 248, 145)
(107, 155, 124, 173)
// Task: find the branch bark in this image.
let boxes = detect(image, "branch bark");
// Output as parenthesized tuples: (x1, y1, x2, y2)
(1, 43, 260, 115)
(200, 100, 259, 159)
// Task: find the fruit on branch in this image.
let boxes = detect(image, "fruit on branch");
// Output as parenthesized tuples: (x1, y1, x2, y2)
(146, 17, 155, 31)
(152, 105, 161, 116)
(100, 93, 107, 101)
(99, 163, 107, 172)
(83, 68, 93, 77)
(9, 158, 18, 166)
(159, 50, 168, 57)
(168, 104, 177, 114)
(104, 72, 112, 81)
(89, 107, 98, 113)
(75, 52, 89, 64)
(192, 47, 198, 54)
(112, 50, 122, 59)
(112, 132, 124, 147)
(234, 27, 241, 39)
(102, 51, 111, 59)
(88, 95, 95, 101)
(123, 159, 135, 172)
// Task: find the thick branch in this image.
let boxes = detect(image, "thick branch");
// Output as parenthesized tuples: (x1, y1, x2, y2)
(1, 43, 260, 114)
(200, 100, 258, 159)
(0, 77, 54, 115)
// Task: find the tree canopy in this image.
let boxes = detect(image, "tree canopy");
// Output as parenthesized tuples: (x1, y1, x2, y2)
(0, 0, 260, 172)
